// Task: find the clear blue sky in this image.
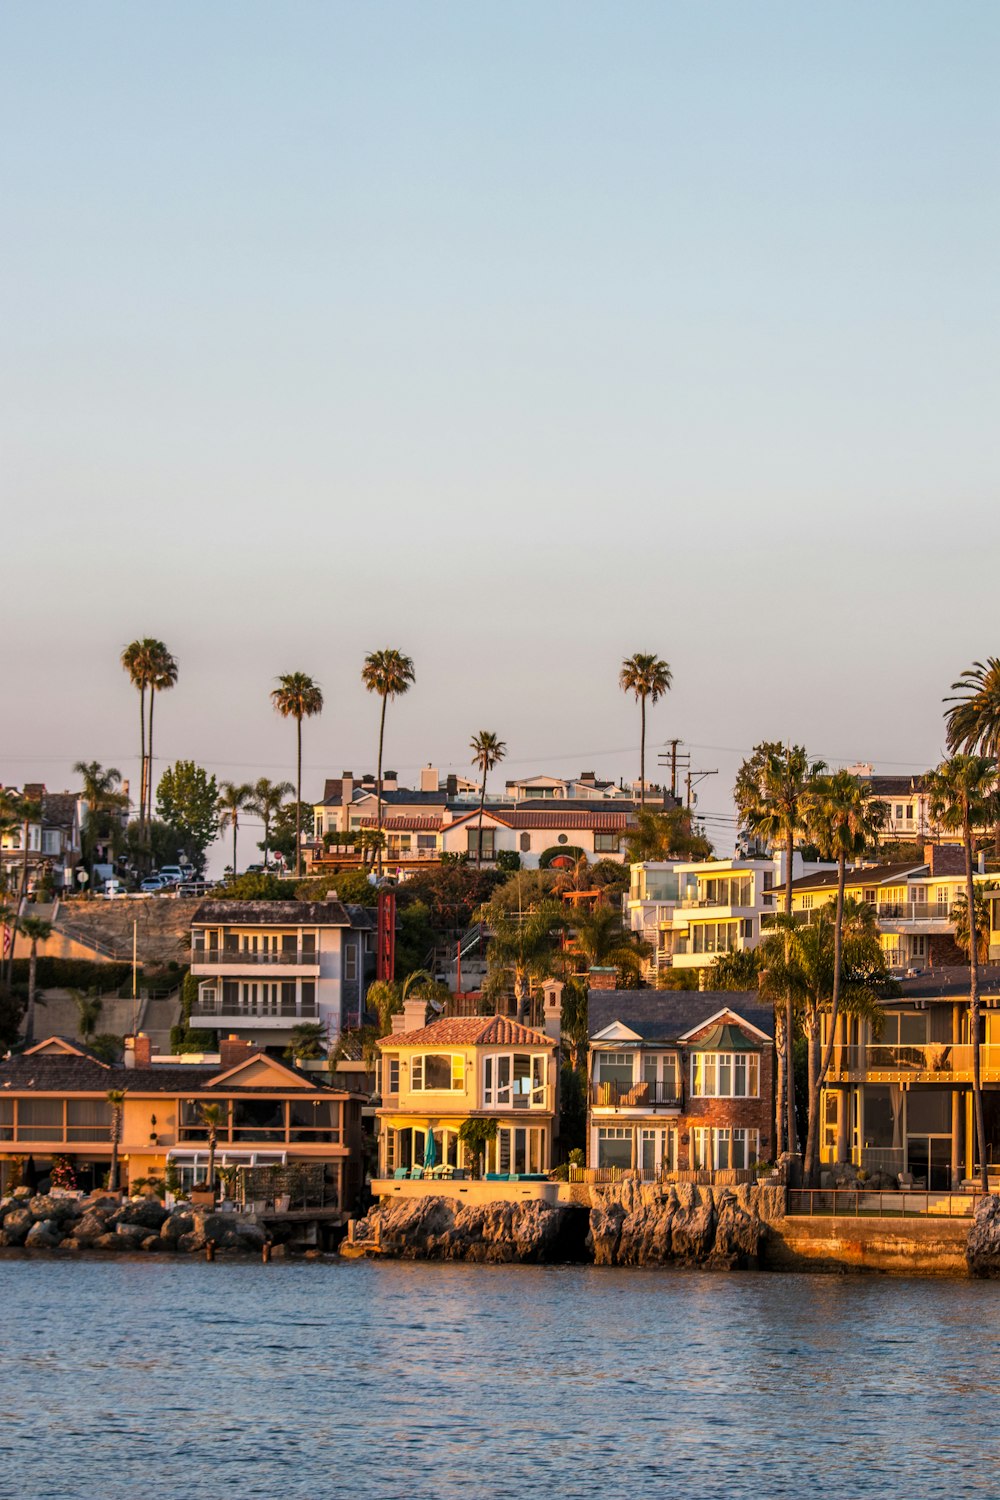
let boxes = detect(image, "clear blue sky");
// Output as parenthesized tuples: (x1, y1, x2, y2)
(1, 3, 997, 853)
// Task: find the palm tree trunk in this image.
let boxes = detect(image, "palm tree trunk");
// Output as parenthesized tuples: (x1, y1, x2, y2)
(785, 827, 797, 1158)
(295, 714, 303, 878)
(25, 939, 37, 1047)
(208, 1130, 217, 1192)
(109, 1119, 120, 1192)
(263, 814, 270, 870)
(232, 817, 238, 880)
(639, 695, 646, 810)
(515, 966, 528, 1024)
(774, 1009, 785, 1164)
(376, 695, 387, 877)
(804, 1010, 820, 1186)
(810, 853, 847, 1186)
(138, 684, 147, 839)
(965, 818, 988, 1192)
(147, 688, 156, 833)
(476, 778, 487, 869)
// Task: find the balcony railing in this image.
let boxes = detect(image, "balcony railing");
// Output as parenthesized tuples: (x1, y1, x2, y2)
(875, 902, 951, 923)
(189, 1000, 319, 1022)
(591, 1080, 681, 1109)
(191, 948, 318, 966)
(827, 1044, 1000, 1079)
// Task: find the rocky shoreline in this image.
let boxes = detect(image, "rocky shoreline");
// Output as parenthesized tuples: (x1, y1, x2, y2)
(0, 1190, 275, 1255)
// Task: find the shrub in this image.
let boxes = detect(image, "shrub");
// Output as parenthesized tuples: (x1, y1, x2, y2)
(205, 872, 297, 902)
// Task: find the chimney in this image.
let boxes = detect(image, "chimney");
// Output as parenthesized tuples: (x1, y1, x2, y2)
(420, 765, 439, 793)
(219, 1034, 254, 1070)
(361, 773, 376, 788)
(924, 843, 965, 877)
(402, 997, 429, 1032)
(446, 774, 458, 797)
(542, 979, 563, 1045)
(341, 772, 354, 807)
(580, 771, 596, 785)
(133, 1033, 152, 1068)
(588, 967, 618, 991)
(383, 770, 398, 793)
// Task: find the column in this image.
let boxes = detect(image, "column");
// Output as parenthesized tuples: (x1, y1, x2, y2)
(951, 1090, 964, 1187)
(966, 1090, 974, 1182)
(836, 1088, 849, 1162)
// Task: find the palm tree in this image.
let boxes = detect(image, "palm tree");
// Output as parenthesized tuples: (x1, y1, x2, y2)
(248, 777, 294, 868)
(121, 639, 157, 836)
(470, 731, 507, 868)
(945, 658, 1000, 855)
(480, 896, 567, 1023)
(17, 915, 51, 1046)
(145, 642, 178, 830)
(72, 989, 103, 1042)
(73, 761, 126, 868)
(759, 904, 888, 1187)
(361, 650, 416, 875)
(284, 1022, 328, 1061)
(198, 1102, 226, 1193)
(106, 1089, 127, 1192)
(271, 673, 324, 877)
(217, 782, 253, 879)
(734, 743, 825, 1159)
(619, 653, 672, 809)
(926, 754, 998, 1191)
(621, 807, 713, 863)
(4, 792, 41, 985)
(951, 887, 993, 965)
(569, 905, 651, 985)
(803, 769, 886, 1136)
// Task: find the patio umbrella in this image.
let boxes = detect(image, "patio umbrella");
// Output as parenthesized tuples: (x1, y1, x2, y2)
(24, 1156, 38, 1193)
(423, 1130, 438, 1170)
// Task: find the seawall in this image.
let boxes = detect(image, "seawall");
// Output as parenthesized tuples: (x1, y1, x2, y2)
(765, 1215, 971, 1277)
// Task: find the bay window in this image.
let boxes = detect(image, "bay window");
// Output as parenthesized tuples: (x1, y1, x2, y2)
(483, 1053, 547, 1108)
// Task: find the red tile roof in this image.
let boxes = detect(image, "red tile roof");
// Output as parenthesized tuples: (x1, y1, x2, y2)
(445, 808, 635, 832)
(378, 1015, 554, 1049)
(358, 815, 443, 832)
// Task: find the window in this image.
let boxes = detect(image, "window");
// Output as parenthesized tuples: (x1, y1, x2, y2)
(411, 1054, 464, 1091)
(466, 828, 495, 859)
(483, 1053, 547, 1108)
(16, 1099, 64, 1140)
(41, 830, 61, 854)
(488, 1125, 547, 1174)
(895, 804, 904, 820)
(232, 1099, 285, 1140)
(417, 834, 437, 850)
(640, 1127, 677, 1172)
(642, 1053, 678, 1101)
(289, 1100, 339, 1142)
(344, 944, 357, 982)
(692, 1127, 759, 1170)
(594, 833, 619, 853)
(383, 1057, 400, 1096)
(597, 1127, 633, 1169)
(690, 1051, 760, 1098)
(520, 833, 531, 852)
(802, 895, 813, 910)
(597, 1052, 634, 1087)
(557, 834, 568, 845)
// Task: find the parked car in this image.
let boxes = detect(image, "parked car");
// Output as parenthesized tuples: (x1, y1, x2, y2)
(159, 865, 187, 885)
(139, 876, 167, 893)
(179, 879, 214, 897)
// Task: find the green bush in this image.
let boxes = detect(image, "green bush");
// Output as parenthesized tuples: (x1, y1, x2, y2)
(10, 958, 132, 991)
(206, 872, 297, 902)
(495, 850, 521, 872)
(170, 1025, 217, 1054)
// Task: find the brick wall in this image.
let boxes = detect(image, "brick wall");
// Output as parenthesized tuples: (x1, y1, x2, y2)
(678, 1045, 774, 1167)
(925, 843, 966, 877)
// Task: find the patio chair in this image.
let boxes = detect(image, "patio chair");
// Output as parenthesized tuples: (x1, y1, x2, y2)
(392, 1167, 409, 1180)
(410, 1167, 424, 1180)
(452, 1169, 466, 1180)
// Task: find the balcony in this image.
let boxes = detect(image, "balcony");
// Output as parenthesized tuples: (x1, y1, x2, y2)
(827, 1043, 1000, 1084)
(874, 902, 952, 932)
(591, 1080, 682, 1111)
(190, 947, 321, 975)
(189, 999, 320, 1028)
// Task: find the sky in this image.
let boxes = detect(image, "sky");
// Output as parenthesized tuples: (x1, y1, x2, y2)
(1, 2, 998, 860)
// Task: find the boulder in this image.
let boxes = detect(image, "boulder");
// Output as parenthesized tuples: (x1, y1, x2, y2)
(28, 1194, 80, 1223)
(710, 1190, 765, 1269)
(92, 1233, 124, 1251)
(160, 1212, 195, 1244)
(2, 1208, 33, 1244)
(25, 1220, 63, 1248)
(967, 1194, 1000, 1277)
(74, 1210, 113, 1244)
(141, 1235, 171, 1252)
(12, 1186, 31, 1200)
(116, 1223, 154, 1248)
(113, 1197, 170, 1231)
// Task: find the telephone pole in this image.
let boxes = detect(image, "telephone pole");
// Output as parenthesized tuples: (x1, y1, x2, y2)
(685, 768, 718, 810)
(657, 739, 690, 804)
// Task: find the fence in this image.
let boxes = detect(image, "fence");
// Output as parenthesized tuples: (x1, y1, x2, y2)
(569, 1166, 760, 1187)
(235, 1162, 330, 1209)
(787, 1188, 987, 1219)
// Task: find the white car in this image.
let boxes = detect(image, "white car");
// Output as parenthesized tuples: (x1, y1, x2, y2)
(140, 876, 167, 894)
(159, 866, 186, 886)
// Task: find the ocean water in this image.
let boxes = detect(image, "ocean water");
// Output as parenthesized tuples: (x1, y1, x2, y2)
(1, 1257, 998, 1499)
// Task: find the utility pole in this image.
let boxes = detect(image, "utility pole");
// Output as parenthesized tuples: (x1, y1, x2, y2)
(685, 768, 718, 811)
(657, 740, 690, 805)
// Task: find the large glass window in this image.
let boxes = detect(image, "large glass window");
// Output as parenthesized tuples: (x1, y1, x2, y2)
(642, 1053, 678, 1102)
(690, 1052, 759, 1098)
(412, 1054, 464, 1091)
(597, 1052, 634, 1087)
(66, 1099, 111, 1140)
(289, 1100, 339, 1142)
(483, 1054, 547, 1108)
(597, 1127, 633, 1169)
(17, 1099, 64, 1140)
(232, 1099, 285, 1141)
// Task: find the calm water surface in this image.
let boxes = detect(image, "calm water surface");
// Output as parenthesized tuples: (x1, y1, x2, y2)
(1, 1257, 998, 1498)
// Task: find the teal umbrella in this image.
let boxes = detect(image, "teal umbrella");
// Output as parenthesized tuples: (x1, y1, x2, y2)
(423, 1130, 438, 1169)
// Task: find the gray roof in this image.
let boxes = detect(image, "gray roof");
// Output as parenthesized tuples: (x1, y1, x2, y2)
(191, 899, 365, 927)
(786, 862, 927, 893)
(0, 1054, 341, 1095)
(588, 989, 774, 1043)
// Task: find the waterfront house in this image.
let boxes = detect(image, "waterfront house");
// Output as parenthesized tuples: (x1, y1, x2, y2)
(374, 995, 561, 1181)
(188, 898, 376, 1044)
(0, 1034, 364, 1203)
(0, 785, 87, 895)
(587, 990, 775, 1175)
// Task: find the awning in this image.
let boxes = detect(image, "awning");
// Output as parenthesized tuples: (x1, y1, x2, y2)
(691, 1023, 761, 1052)
(166, 1150, 288, 1166)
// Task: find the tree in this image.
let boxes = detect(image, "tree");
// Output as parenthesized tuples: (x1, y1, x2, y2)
(621, 807, 713, 863)
(284, 1022, 328, 1061)
(217, 782, 253, 879)
(198, 1102, 226, 1192)
(106, 1089, 126, 1192)
(72, 989, 103, 1042)
(568, 905, 651, 985)
(156, 761, 220, 872)
(458, 1116, 498, 1177)
(945, 658, 1000, 854)
(619, 653, 672, 809)
(361, 649, 415, 875)
(17, 915, 50, 1046)
(759, 903, 890, 1186)
(951, 887, 994, 966)
(711, 948, 761, 991)
(470, 731, 507, 868)
(271, 673, 324, 877)
(926, 754, 998, 1190)
(480, 896, 567, 1023)
(248, 777, 294, 868)
(366, 979, 404, 1036)
(4, 792, 41, 984)
(121, 639, 157, 837)
(560, 977, 590, 1072)
(145, 642, 178, 830)
(270, 800, 313, 869)
(734, 742, 825, 1160)
(73, 762, 126, 868)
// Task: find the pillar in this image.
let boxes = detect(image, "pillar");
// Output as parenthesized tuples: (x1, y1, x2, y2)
(836, 1088, 849, 1163)
(966, 1089, 975, 1182)
(951, 1089, 964, 1187)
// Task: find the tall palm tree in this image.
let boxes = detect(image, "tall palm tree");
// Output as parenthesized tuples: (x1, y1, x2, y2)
(734, 742, 825, 1159)
(121, 639, 158, 836)
(361, 650, 415, 875)
(73, 761, 126, 868)
(271, 673, 324, 877)
(106, 1088, 127, 1192)
(17, 915, 51, 1046)
(803, 770, 885, 1115)
(198, 1102, 227, 1193)
(926, 754, 998, 1191)
(951, 887, 993, 966)
(945, 658, 1000, 855)
(470, 731, 507, 868)
(569, 905, 651, 985)
(480, 896, 567, 1023)
(73, 989, 103, 1042)
(248, 777, 294, 868)
(217, 782, 253, 879)
(619, 653, 672, 809)
(4, 792, 42, 985)
(145, 642, 179, 830)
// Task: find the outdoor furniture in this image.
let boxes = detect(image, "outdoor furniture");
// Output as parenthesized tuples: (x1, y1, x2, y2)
(452, 1169, 466, 1180)
(410, 1167, 424, 1180)
(393, 1167, 409, 1180)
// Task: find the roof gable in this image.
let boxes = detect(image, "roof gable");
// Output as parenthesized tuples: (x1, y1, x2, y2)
(23, 1036, 107, 1063)
(207, 1053, 315, 1089)
(591, 1020, 643, 1043)
(677, 1007, 772, 1044)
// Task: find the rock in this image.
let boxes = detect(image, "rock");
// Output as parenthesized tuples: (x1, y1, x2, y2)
(116, 1223, 154, 1248)
(967, 1194, 1000, 1277)
(710, 1190, 765, 1269)
(141, 1235, 170, 1252)
(160, 1212, 195, 1244)
(83, 1194, 123, 1214)
(74, 1210, 114, 1244)
(12, 1186, 31, 1200)
(92, 1233, 124, 1251)
(2, 1208, 33, 1245)
(354, 1195, 577, 1264)
(25, 1220, 63, 1249)
(269, 1243, 288, 1259)
(28, 1194, 80, 1223)
(112, 1197, 169, 1231)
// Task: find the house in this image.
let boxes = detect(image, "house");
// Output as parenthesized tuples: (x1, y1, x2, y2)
(587, 990, 775, 1175)
(784, 843, 987, 974)
(625, 853, 834, 978)
(437, 806, 637, 868)
(373, 994, 562, 1182)
(505, 772, 635, 803)
(189, 898, 376, 1045)
(0, 1034, 365, 1204)
(0, 785, 86, 894)
(820, 966, 1000, 1189)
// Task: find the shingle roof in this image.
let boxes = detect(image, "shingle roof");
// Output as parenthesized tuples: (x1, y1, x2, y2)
(42, 792, 80, 829)
(447, 808, 636, 832)
(0, 1051, 341, 1095)
(588, 990, 774, 1043)
(378, 1015, 554, 1049)
(785, 862, 927, 893)
(865, 776, 929, 796)
(191, 899, 357, 926)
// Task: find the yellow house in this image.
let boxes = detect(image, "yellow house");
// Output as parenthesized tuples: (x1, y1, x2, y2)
(376, 1003, 560, 1180)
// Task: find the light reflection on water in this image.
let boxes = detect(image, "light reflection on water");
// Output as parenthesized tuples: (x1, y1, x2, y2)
(0, 1258, 998, 1498)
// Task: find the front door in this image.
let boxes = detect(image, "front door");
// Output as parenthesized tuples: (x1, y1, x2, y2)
(907, 1135, 952, 1191)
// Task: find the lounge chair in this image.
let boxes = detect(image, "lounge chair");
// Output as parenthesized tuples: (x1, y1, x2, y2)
(452, 1169, 466, 1181)
(410, 1167, 424, 1180)
(485, 1172, 506, 1181)
(393, 1167, 409, 1180)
